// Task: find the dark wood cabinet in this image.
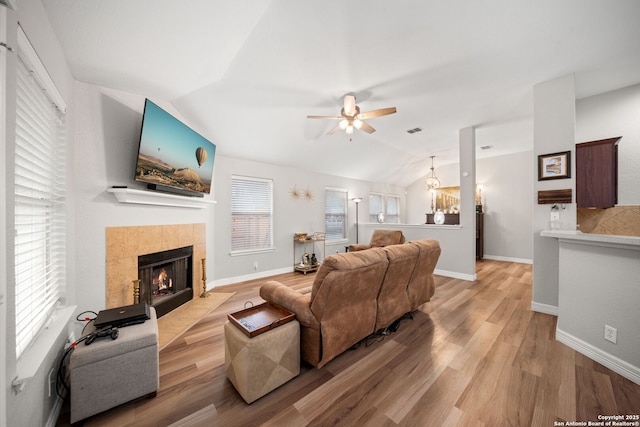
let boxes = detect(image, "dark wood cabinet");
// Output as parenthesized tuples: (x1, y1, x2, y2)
(576, 137, 620, 208)
(476, 212, 484, 259)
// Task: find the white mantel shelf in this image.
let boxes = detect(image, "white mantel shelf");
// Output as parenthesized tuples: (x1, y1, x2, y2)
(540, 229, 640, 251)
(108, 188, 216, 208)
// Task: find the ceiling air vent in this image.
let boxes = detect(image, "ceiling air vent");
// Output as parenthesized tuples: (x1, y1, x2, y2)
(480, 145, 494, 150)
(406, 127, 423, 134)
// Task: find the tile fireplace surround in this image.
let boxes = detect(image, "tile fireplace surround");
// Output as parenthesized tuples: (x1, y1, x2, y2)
(106, 224, 206, 309)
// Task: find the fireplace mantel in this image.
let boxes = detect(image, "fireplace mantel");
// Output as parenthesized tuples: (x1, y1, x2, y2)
(108, 188, 216, 208)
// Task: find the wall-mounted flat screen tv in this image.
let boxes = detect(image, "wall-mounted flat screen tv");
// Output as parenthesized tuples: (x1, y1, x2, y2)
(135, 99, 215, 196)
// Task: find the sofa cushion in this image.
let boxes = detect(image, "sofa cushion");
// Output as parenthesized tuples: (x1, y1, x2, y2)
(407, 239, 441, 309)
(375, 243, 419, 329)
(309, 248, 389, 367)
(369, 229, 405, 247)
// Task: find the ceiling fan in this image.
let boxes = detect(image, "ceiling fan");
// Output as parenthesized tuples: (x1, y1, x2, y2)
(307, 95, 397, 135)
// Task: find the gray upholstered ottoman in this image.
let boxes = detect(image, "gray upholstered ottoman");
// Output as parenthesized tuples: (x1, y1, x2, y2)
(69, 307, 159, 423)
(225, 319, 300, 403)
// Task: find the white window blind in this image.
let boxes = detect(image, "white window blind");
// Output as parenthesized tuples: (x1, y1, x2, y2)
(14, 29, 67, 358)
(386, 195, 400, 224)
(231, 176, 273, 253)
(369, 193, 383, 222)
(325, 188, 347, 240)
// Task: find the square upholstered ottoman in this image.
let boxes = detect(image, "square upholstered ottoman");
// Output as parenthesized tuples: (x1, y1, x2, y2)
(69, 307, 159, 423)
(224, 319, 300, 403)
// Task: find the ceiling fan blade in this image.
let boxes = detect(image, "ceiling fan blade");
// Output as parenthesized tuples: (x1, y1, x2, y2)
(356, 107, 397, 120)
(327, 124, 343, 135)
(359, 121, 376, 134)
(307, 115, 343, 120)
(343, 95, 357, 116)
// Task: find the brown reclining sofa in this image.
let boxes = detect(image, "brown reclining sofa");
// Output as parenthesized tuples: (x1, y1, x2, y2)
(260, 239, 441, 368)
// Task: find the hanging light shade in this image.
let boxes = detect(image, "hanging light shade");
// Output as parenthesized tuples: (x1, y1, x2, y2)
(425, 155, 440, 190)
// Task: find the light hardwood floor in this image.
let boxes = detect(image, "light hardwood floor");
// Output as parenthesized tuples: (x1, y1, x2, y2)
(58, 260, 640, 426)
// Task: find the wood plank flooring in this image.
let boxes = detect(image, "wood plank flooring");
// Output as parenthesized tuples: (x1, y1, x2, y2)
(57, 260, 640, 426)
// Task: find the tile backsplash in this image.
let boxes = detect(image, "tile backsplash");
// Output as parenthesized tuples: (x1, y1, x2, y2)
(577, 206, 640, 237)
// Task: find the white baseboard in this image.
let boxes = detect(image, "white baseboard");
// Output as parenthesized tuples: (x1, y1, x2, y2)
(211, 267, 293, 288)
(434, 268, 476, 282)
(482, 254, 533, 264)
(45, 395, 65, 427)
(556, 328, 640, 386)
(530, 301, 558, 316)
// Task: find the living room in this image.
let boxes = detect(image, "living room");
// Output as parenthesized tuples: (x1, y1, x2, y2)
(2, 1, 640, 426)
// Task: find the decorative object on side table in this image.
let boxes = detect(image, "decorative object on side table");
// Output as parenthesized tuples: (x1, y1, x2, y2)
(434, 210, 446, 225)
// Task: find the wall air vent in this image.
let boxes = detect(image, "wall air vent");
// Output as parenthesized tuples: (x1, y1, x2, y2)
(406, 127, 423, 134)
(480, 145, 494, 150)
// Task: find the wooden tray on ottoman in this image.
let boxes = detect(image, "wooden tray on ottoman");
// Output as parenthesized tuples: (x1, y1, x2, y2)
(228, 302, 295, 338)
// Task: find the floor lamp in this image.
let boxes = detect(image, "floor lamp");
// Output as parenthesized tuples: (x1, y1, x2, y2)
(352, 197, 362, 243)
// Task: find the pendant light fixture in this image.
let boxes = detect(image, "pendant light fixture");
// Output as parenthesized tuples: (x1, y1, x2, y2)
(424, 156, 440, 190)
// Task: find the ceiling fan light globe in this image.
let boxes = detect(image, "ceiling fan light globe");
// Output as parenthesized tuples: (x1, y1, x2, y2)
(346, 125, 354, 135)
(353, 119, 363, 129)
(339, 119, 348, 130)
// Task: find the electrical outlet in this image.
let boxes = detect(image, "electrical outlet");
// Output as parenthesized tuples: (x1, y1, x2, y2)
(604, 325, 617, 344)
(253, 261, 258, 270)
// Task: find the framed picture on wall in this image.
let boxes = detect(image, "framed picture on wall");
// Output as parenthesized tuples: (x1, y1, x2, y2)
(538, 151, 571, 180)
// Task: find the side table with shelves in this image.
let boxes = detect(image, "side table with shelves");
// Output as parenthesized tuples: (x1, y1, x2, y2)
(293, 232, 325, 274)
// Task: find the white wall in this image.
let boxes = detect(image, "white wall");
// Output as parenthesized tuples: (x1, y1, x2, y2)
(406, 150, 534, 262)
(576, 83, 640, 205)
(478, 151, 533, 262)
(212, 155, 406, 284)
(532, 74, 576, 315)
(556, 239, 640, 384)
(2, 1, 76, 425)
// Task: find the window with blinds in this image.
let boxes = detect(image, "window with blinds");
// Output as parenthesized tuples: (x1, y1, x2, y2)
(325, 188, 347, 241)
(231, 176, 273, 253)
(369, 193, 400, 223)
(14, 27, 67, 358)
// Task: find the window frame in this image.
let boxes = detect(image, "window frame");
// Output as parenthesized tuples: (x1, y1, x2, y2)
(230, 175, 274, 255)
(369, 192, 401, 224)
(324, 187, 348, 242)
(13, 24, 67, 359)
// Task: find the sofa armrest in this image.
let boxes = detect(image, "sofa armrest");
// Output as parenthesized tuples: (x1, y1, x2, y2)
(260, 281, 318, 329)
(347, 244, 372, 252)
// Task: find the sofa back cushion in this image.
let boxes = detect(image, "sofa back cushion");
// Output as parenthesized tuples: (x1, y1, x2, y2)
(309, 248, 388, 366)
(369, 229, 405, 247)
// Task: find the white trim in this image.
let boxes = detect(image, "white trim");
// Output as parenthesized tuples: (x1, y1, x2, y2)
(212, 267, 293, 288)
(434, 268, 476, 282)
(530, 301, 558, 316)
(483, 254, 533, 264)
(16, 25, 66, 113)
(13, 305, 76, 393)
(108, 188, 216, 208)
(229, 247, 275, 257)
(556, 328, 640, 386)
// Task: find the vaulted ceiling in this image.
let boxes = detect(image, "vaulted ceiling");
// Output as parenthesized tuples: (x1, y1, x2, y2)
(41, 0, 640, 186)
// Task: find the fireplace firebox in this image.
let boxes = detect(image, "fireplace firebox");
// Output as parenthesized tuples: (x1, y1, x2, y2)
(138, 246, 193, 317)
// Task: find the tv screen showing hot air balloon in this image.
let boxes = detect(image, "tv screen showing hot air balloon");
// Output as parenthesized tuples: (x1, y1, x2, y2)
(134, 99, 216, 195)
